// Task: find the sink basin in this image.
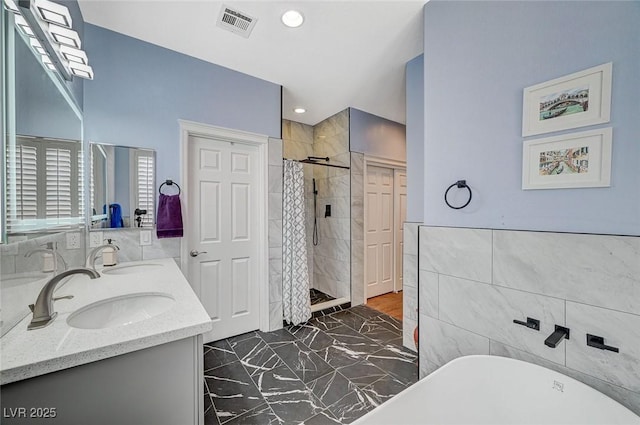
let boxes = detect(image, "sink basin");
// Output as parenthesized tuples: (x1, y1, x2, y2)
(102, 263, 163, 275)
(67, 292, 175, 329)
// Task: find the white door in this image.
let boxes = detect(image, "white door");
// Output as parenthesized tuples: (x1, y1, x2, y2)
(187, 135, 260, 342)
(394, 170, 407, 292)
(365, 166, 395, 299)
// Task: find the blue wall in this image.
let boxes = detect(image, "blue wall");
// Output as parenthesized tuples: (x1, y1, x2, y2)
(419, 1, 640, 236)
(405, 55, 423, 222)
(349, 108, 406, 162)
(83, 24, 281, 185)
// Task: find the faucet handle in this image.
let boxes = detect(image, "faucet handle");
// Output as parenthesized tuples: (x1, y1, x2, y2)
(29, 304, 34, 312)
(53, 295, 74, 302)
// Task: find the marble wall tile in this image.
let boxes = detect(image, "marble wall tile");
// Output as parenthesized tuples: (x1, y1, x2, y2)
(268, 193, 283, 221)
(402, 254, 417, 288)
(268, 138, 283, 166)
(419, 227, 492, 283)
(103, 230, 142, 263)
(439, 275, 566, 364)
(493, 231, 640, 315)
(314, 238, 350, 262)
(419, 314, 490, 376)
(1, 252, 16, 275)
(269, 259, 283, 304)
(268, 220, 282, 248)
(268, 166, 283, 193)
(403, 317, 417, 353)
(317, 218, 350, 241)
(313, 256, 350, 283)
(269, 301, 283, 331)
(566, 302, 640, 392)
(142, 232, 181, 260)
(350, 152, 364, 175)
(403, 223, 419, 256)
(351, 239, 365, 306)
(419, 270, 438, 318)
(317, 197, 350, 219)
(490, 341, 640, 416)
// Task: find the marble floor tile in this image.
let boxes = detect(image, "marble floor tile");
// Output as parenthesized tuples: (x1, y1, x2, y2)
(205, 361, 265, 423)
(338, 360, 387, 388)
(255, 364, 325, 423)
(314, 343, 366, 369)
(369, 315, 403, 335)
(325, 326, 383, 355)
(231, 336, 283, 378)
(348, 305, 383, 321)
(289, 323, 338, 351)
(331, 310, 368, 331)
(224, 404, 283, 425)
(310, 315, 344, 331)
(365, 348, 419, 385)
(303, 410, 342, 425)
(204, 304, 417, 425)
(258, 329, 297, 346)
(204, 340, 238, 372)
(274, 341, 334, 383)
(328, 386, 379, 424)
(307, 370, 358, 408)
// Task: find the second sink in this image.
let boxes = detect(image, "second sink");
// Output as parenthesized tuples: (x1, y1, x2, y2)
(67, 292, 175, 329)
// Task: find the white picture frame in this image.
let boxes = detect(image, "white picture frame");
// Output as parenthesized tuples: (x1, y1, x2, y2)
(522, 127, 612, 190)
(522, 62, 612, 137)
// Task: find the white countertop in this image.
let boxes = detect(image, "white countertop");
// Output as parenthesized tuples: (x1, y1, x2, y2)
(0, 258, 212, 385)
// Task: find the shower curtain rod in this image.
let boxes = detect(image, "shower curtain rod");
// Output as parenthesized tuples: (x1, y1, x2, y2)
(283, 158, 350, 170)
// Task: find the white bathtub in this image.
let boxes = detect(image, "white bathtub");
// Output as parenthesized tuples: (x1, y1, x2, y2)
(353, 355, 640, 425)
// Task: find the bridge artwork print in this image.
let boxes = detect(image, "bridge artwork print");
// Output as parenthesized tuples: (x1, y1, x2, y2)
(538, 86, 589, 121)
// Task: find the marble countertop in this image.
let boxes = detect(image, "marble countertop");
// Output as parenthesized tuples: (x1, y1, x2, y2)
(0, 258, 212, 385)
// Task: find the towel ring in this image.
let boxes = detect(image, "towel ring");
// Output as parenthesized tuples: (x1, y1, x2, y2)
(444, 180, 472, 210)
(159, 179, 181, 195)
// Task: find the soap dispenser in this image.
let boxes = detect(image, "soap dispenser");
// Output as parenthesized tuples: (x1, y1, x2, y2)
(42, 242, 56, 273)
(102, 239, 119, 266)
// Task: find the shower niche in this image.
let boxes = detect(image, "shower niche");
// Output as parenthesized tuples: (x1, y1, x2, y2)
(283, 110, 352, 313)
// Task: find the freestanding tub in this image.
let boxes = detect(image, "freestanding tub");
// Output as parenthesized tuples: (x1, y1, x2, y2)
(353, 355, 640, 425)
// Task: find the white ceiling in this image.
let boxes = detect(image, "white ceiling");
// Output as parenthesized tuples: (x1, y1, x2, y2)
(77, 1, 426, 126)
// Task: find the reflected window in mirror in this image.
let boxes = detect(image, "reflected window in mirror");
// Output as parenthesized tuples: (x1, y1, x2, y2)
(5, 136, 83, 233)
(90, 143, 155, 229)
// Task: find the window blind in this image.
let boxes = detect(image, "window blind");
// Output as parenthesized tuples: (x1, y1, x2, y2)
(135, 151, 154, 227)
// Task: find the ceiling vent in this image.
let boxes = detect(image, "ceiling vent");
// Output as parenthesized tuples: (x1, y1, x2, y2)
(216, 5, 257, 38)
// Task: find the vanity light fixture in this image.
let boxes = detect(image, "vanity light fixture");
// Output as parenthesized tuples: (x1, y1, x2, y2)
(3, 0, 19, 13)
(30, 38, 46, 55)
(15, 14, 35, 36)
(33, 0, 71, 28)
(68, 62, 93, 80)
(59, 44, 87, 65)
(281, 10, 304, 28)
(47, 23, 80, 48)
(294, 107, 306, 114)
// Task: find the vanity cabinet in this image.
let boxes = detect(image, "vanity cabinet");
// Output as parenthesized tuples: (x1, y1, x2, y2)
(1, 335, 204, 425)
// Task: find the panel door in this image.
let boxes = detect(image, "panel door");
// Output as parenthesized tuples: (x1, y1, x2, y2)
(187, 135, 260, 342)
(365, 165, 394, 299)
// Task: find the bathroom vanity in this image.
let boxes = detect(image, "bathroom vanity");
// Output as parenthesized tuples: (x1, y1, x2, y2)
(0, 258, 212, 425)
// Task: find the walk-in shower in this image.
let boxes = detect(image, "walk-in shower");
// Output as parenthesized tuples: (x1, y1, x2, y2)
(283, 155, 351, 313)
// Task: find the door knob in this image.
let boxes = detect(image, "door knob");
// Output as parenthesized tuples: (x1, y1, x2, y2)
(190, 249, 207, 257)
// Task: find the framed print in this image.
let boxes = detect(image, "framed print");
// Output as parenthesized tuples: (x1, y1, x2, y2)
(522, 62, 612, 137)
(522, 127, 612, 190)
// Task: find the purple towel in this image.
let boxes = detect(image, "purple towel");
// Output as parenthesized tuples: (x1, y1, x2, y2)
(156, 193, 183, 238)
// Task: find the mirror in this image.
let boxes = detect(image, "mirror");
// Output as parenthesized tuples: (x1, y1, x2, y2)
(4, 16, 83, 239)
(1, 10, 84, 336)
(89, 143, 156, 229)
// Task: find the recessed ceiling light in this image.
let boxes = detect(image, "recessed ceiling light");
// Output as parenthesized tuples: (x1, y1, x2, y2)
(294, 107, 306, 114)
(282, 10, 304, 28)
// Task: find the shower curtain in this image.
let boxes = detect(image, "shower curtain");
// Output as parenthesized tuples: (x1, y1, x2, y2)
(282, 160, 312, 325)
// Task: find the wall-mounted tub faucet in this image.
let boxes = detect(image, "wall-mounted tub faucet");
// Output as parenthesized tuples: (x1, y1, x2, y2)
(28, 268, 100, 330)
(545, 325, 570, 348)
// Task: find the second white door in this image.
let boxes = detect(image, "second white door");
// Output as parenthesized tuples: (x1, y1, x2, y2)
(365, 166, 395, 298)
(187, 134, 261, 343)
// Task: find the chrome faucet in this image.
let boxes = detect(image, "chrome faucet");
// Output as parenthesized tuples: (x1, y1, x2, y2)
(25, 242, 67, 274)
(85, 242, 120, 271)
(28, 268, 100, 330)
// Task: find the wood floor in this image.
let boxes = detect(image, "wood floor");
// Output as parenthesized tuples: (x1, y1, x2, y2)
(366, 291, 403, 321)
